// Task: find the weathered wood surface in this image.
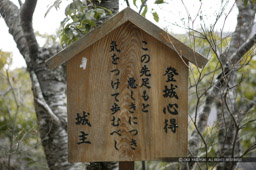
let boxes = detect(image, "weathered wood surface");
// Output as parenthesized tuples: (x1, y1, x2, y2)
(67, 22, 188, 162)
(46, 7, 207, 70)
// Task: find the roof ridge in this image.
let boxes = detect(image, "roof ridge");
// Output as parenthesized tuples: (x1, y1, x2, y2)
(46, 7, 208, 70)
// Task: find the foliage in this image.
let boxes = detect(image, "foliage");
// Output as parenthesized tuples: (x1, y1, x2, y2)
(58, 0, 112, 46)
(237, 55, 256, 155)
(0, 50, 11, 70)
(0, 50, 48, 170)
(54, 0, 166, 46)
(131, 0, 165, 19)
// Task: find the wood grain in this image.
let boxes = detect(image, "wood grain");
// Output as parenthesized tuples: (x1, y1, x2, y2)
(46, 7, 207, 70)
(67, 22, 188, 162)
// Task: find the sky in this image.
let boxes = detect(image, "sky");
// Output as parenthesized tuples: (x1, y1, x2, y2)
(0, 0, 238, 69)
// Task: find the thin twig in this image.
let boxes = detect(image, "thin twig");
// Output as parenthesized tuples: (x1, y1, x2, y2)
(6, 70, 20, 170)
(138, 0, 148, 15)
(18, 0, 22, 6)
(240, 143, 256, 158)
(125, 0, 130, 7)
(220, 1, 236, 54)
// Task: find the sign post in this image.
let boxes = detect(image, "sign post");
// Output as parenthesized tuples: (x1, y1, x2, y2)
(46, 7, 208, 165)
(119, 162, 134, 170)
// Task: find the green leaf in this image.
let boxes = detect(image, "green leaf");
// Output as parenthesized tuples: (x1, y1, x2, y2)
(69, 21, 80, 27)
(64, 27, 73, 39)
(142, 5, 148, 17)
(60, 17, 69, 28)
(85, 24, 91, 32)
(65, 3, 72, 16)
(53, 0, 62, 9)
(95, 8, 105, 15)
(94, 12, 101, 20)
(152, 12, 159, 22)
(133, 0, 137, 7)
(0, 60, 4, 70)
(44, 0, 62, 17)
(98, 6, 112, 15)
(244, 0, 248, 6)
(86, 19, 96, 27)
(86, 10, 95, 20)
(154, 0, 164, 4)
(45, 5, 54, 18)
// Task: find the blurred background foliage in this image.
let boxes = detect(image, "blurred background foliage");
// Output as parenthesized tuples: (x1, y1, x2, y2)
(0, 50, 48, 169)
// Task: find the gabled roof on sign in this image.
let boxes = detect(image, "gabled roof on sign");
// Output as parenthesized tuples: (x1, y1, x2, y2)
(46, 7, 208, 70)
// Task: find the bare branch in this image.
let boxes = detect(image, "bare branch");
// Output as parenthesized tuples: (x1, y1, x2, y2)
(240, 143, 256, 158)
(188, 1, 256, 167)
(0, 87, 11, 97)
(125, 0, 130, 7)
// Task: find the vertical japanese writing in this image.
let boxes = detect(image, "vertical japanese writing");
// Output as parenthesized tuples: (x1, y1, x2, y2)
(140, 41, 151, 113)
(109, 41, 121, 151)
(128, 76, 138, 150)
(123, 40, 151, 150)
(162, 66, 179, 134)
(75, 111, 92, 144)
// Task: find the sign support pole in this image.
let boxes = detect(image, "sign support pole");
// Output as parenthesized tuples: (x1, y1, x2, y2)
(119, 161, 134, 170)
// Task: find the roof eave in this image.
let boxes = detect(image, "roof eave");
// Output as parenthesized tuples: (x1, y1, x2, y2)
(46, 7, 208, 70)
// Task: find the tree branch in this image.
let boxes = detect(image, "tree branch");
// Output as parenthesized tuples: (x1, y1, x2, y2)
(0, 0, 30, 64)
(231, 33, 256, 65)
(221, 0, 256, 64)
(30, 71, 62, 127)
(18, 0, 22, 6)
(138, 0, 148, 14)
(240, 143, 256, 158)
(20, 0, 39, 62)
(125, 0, 130, 7)
(1, 0, 84, 169)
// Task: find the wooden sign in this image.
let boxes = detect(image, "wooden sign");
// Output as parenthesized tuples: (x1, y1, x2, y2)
(46, 7, 208, 162)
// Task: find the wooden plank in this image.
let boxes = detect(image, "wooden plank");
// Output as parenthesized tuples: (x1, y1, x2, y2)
(67, 22, 188, 162)
(119, 162, 134, 170)
(46, 7, 208, 70)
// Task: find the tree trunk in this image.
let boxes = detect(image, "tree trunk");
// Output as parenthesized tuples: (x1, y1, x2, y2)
(216, 1, 256, 169)
(0, 0, 118, 169)
(0, 0, 84, 169)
